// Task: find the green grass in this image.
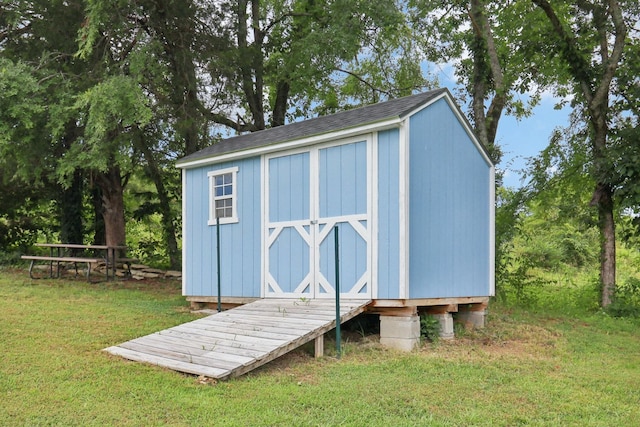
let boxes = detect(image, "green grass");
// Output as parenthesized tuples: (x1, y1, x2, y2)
(1, 268, 640, 426)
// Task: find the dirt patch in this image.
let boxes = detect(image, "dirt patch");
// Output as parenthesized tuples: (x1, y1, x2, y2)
(424, 319, 565, 362)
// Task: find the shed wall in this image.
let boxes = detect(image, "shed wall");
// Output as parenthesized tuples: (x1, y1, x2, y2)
(408, 98, 491, 298)
(183, 157, 261, 297)
(376, 129, 401, 299)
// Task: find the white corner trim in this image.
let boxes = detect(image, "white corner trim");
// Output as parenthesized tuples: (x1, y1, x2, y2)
(489, 165, 496, 296)
(181, 168, 187, 296)
(398, 120, 410, 299)
(260, 155, 266, 298)
(369, 133, 378, 299)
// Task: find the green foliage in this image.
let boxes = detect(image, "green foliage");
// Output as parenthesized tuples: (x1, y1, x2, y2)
(57, 75, 152, 184)
(420, 313, 441, 343)
(0, 179, 59, 260)
(126, 213, 172, 269)
(499, 237, 640, 317)
(0, 58, 48, 182)
(494, 187, 563, 305)
(607, 277, 640, 318)
(498, 257, 548, 306)
(0, 59, 44, 142)
(496, 164, 605, 309)
(516, 221, 599, 270)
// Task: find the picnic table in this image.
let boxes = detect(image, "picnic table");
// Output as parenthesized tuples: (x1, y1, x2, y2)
(21, 243, 129, 281)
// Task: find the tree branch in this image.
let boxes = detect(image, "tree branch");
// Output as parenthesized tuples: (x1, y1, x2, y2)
(198, 106, 257, 133)
(592, 0, 626, 109)
(335, 67, 393, 98)
(531, 0, 595, 104)
(0, 22, 32, 45)
(262, 12, 313, 38)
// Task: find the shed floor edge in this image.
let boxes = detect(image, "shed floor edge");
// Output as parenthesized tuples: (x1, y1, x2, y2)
(185, 296, 490, 308)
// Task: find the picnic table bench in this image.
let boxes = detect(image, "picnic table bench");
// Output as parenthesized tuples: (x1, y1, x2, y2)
(21, 243, 129, 282)
(21, 255, 105, 281)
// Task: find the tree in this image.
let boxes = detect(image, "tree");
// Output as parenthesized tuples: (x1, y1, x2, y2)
(529, 0, 634, 307)
(409, 0, 554, 165)
(202, 0, 428, 132)
(1, 1, 158, 252)
(0, 58, 55, 251)
(66, 75, 152, 249)
(0, 1, 91, 246)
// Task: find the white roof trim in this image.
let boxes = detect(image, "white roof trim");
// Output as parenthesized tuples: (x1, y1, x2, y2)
(177, 117, 403, 169)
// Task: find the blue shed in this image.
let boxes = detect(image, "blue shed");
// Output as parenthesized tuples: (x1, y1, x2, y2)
(176, 88, 494, 348)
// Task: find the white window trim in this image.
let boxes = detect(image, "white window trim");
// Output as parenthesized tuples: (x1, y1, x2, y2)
(208, 167, 239, 225)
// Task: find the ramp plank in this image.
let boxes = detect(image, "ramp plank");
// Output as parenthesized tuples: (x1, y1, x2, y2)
(104, 299, 370, 379)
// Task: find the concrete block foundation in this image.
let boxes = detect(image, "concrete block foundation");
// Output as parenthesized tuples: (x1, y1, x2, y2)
(455, 304, 487, 329)
(379, 315, 420, 351)
(431, 312, 455, 340)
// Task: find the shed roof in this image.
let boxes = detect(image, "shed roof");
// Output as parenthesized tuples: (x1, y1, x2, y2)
(177, 88, 448, 167)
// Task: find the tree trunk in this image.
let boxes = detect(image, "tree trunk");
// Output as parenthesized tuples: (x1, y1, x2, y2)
(593, 183, 616, 306)
(59, 169, 84, 245)
(591, 118, 616, 307)
(468, 0, 506, 164)
(95, 166, 126, 250)
(150, 0, 204, 155)
(58, 123, 84, 245)
(90, 185, 106, 245)
(237, 0, 265, 131)
(271, 80, 290, 127)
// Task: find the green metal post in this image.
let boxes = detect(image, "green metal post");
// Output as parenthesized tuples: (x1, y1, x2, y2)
(216, 216, 222, 313)
(334, 225, 341, 358)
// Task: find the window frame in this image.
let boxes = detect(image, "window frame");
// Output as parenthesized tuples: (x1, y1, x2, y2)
(208, 167, 239, 225)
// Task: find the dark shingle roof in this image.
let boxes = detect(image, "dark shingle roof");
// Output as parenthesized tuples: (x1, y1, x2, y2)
(177, 88, 447, 166)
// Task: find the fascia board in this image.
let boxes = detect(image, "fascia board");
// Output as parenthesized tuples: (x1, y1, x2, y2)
(176, 118, 402, 169)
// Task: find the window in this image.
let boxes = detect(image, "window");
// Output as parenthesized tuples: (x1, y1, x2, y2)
(208, 167, 238, 224)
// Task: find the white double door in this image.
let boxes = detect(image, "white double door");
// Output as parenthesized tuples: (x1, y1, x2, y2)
(264, 139, 372, 299)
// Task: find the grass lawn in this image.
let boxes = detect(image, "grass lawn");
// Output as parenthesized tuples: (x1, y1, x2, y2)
(1, 268, 639, 426)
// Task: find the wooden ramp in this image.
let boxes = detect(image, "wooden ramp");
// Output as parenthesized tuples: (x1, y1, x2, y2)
(104, 298, 370, 379)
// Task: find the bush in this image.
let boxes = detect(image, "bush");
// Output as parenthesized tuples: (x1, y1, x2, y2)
(607, 277, 640, 318)
(0, 250, 24, 266)
(420, 314, 441, 343)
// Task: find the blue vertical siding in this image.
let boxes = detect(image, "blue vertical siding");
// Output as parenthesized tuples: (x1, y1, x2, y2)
(377, 129, 400, 299)
(319, 141, 367, 217)
(408, 98, 491, 298)
(183, 157, 261, 297)
(269, 226, 310, 293)
(318, 223, 368, 295)
(268, 153, 310, 222)
(318, 141, 369, 295)
(267, 153, 312, 293)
